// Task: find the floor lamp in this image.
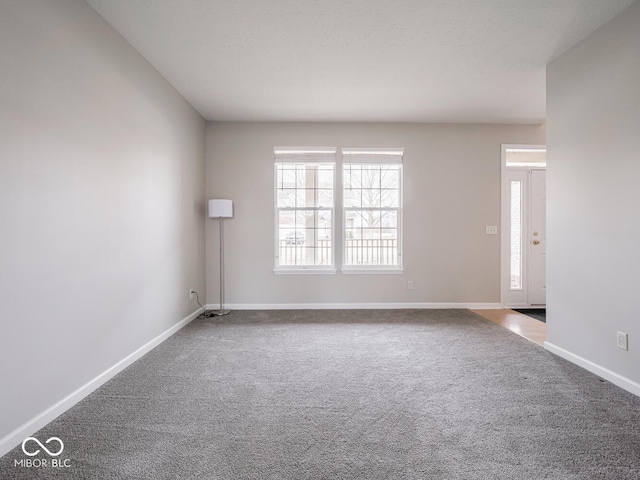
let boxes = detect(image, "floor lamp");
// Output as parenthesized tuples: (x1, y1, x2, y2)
(208, 199, 233, 316)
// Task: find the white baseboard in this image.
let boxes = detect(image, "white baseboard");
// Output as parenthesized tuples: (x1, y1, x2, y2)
(0, 308, 202, 459)
(206, 302, 503, 310)
(544, 341, 640, 398)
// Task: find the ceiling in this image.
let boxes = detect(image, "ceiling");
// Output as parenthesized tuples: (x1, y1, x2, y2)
(86, 0, 636, 124)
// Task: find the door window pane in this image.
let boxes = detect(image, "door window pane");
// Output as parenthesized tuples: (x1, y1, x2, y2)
(510, 181, 522, 290)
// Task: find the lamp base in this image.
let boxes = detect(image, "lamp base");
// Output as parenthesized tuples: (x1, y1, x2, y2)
(205, 309, 231, 317)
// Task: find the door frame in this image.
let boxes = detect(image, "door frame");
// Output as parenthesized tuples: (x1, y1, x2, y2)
(500, 144, 546, 308)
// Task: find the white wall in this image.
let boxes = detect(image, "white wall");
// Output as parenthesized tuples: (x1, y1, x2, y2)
(0, 0, 206, 449)
(546, 1, 640, 388)
(206, 122, 545, 307)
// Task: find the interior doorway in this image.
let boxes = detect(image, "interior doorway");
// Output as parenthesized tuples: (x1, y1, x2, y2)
(500, 145, 547, 308)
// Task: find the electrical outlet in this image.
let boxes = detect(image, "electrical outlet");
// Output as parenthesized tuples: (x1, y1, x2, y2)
(189, 289, 196, 299)
(407, 280, 414, 290)
(617, 331, 628, 351)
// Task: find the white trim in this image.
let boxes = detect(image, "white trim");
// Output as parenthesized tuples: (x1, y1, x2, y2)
(274, 146, 337, 162)
(273, 268, 337, 275)
(0, 308, 203, 459)
(504, 146, 546, 153)
(274, 146, 337, 155)
(544, 342, 640, 398)
(209, 302, 502, 310)
(342, 147, 404, 156)
(340, 268, 404, 275)
(341, 147, 404, 163)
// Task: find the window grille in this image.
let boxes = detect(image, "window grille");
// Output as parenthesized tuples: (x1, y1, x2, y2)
(274, 148, 335, 269)
(342, 148, 403, 268)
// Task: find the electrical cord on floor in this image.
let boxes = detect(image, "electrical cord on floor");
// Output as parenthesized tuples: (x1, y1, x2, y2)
(192, 291, 206, 317)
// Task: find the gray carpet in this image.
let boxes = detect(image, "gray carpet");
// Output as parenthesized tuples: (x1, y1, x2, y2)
(2, 309, 640, 479)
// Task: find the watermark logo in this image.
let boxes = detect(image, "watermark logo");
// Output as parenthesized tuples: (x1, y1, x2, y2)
(22, 437, 64, 457)
(14, 436, 71, 469)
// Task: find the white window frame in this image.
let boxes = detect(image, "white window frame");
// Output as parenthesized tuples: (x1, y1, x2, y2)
(341, 147, 404, 274)
(273, 147, 337, 274)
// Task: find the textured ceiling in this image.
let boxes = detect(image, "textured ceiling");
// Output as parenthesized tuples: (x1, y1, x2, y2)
(86, 0, 636, 123)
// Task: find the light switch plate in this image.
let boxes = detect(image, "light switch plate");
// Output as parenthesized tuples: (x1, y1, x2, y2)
(485, 226, 498, 235)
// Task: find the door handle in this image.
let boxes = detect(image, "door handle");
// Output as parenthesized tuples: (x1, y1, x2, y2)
(533, 240, 540, 245)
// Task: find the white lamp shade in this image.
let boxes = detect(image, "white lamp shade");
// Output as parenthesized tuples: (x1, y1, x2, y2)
(208, 199, 233, 218)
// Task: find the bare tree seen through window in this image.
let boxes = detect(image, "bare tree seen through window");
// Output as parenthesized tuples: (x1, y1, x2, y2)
(344, 164, 401, 266)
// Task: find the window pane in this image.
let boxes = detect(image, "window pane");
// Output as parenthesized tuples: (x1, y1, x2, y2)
(381, 166, 400, 189)
(293, 165, 306, 188)
(381, 210, 397, 228)
(316, 210, 332, 241)
(506, 149, 546, 167)
(318, 189, 333, 207)
(278, 210, 295, 236)
(277, 207, 333, 267)
(276, 188, 295, 208)
(380, 188, 399, 207)
(276, 163, 333, 209)
(510, 181, 522, 289)
(381, 228, 397, 239)
(344, 165, 362, 189)
(344, 234, 398, 266)
(343, 188, 361, 208)
(344, 208, 399, 266)
(317, 166, 334, 188)
(343, 164, 401, 209)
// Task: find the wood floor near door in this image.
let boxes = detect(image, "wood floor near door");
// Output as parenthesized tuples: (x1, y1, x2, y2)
(471, 309, 546, 347)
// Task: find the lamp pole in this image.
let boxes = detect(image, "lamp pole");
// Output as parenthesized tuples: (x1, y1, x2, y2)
(216, 216, 229, 315)
(207, 199, 233, 316)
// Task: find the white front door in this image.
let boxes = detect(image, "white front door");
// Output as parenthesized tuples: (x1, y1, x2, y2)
(500, 145, 546, 308)
(528, 170, 546, 305)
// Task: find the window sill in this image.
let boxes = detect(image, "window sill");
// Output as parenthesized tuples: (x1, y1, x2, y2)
(274, 268, 337, 275)
(341, 268, 404, 275)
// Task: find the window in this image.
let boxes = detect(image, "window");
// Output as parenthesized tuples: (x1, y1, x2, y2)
(274, 148, 335, 271)
(274, 146, 403, 273)
(505, 148, 546, 168)
(510, 180, 523, 289)
(342, 148, 403, 270)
